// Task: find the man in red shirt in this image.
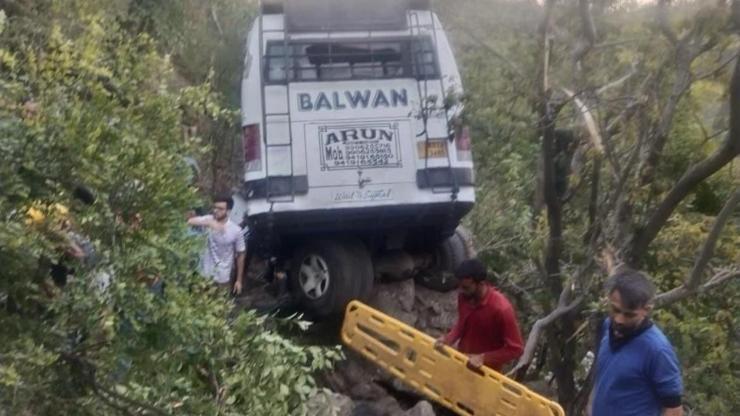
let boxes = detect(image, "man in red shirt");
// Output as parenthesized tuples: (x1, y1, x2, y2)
(435, 259, 524, 371)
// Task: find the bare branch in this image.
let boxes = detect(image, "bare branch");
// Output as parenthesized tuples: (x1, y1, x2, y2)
(632, 136, 740, 261)
(539, 0, 562, 294)
(631, 58, 740, 262)
(508, 296, 584, 376)
(687, 188, 740, 286)
(655, 268, 740, 308)
(652, 188, 740, 307)
(573, 0, 598, 64)
(596, 62, 639, 96)
(694, 50, 740, 81)
(657, 0, 678, 45)
(703, 268, 740, 290)
(638, 53, 693, 185)
(579, 0, 597, 45)
(600, 81, 650, 181)
(593, 38, 647, 50)
(210, 5, 225, 38)
(638, 1, 729, 185)
(562, 87, 604, 154)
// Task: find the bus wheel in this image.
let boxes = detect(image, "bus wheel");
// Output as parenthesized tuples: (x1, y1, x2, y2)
(290, 239, 372, 318)
(416, 226, 474, 292)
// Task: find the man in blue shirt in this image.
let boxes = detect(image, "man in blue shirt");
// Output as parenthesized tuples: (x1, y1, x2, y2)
(591, 269, 683, 416)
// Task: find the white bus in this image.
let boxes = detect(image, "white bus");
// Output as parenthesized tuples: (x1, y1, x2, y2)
(238, 0, 475, 316)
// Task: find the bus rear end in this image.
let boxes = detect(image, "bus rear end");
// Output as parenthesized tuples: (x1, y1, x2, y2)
(239, 0, 476, 316)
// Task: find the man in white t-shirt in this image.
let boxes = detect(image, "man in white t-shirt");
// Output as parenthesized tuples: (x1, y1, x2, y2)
(188, 195, 246, 294)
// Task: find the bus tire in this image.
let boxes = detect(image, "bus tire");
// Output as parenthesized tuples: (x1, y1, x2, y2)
(289, 239, 369, 318)
(416, 227, 472, 292)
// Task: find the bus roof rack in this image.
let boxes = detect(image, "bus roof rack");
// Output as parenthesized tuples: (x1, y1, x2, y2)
(260, 0, 432, 15)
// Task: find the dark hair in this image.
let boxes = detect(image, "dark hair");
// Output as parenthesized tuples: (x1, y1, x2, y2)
(605, 268, 656, 309)
(455, 259, 488, 283)
(214, 194, 234, 210)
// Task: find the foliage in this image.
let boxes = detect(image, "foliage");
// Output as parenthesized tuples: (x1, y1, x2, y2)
(0, 3, 340, 415)
(440, 0, 739, 414)
(123, 0, 259, 194)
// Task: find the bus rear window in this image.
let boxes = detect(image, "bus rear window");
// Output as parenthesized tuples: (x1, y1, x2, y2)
(265, 37, 438, 83)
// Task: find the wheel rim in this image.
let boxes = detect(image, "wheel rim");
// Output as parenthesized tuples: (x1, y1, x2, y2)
(299, 254, 330, 300)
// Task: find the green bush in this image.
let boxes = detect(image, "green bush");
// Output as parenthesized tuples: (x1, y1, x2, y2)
(0, 7, 340, 415)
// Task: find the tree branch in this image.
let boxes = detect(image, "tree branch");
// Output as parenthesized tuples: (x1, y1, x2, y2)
(655, 268, 740, 308)
(59, 353, 171, 416)
(540, 0, 562, 295)
(630, 57, 740, 263)
(509, 296, 584, 375)
(573, 0, 597, 64)
(210, 5, 225, 38)
(638, 49, 693, 185)
(579, 0, 597, 45)
(686, 187, 740, 284)
(562, 87, 604, 154)
(596, 62, 639, 96)
(94, 381, 171, 416)
(653, 188, 740, 307)
(694, 50, 740, 81)
(657, 0, 678, 45)
(639, 1, 726, 185)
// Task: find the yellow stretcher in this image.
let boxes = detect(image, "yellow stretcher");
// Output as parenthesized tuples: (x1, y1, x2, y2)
(341, 301, 565, 416)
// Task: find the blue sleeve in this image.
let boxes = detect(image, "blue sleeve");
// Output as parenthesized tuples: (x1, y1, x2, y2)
(648, 346, 683, 401)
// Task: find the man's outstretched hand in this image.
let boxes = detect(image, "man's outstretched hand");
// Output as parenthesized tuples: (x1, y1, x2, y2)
(467, 354, 484, 369)
(232, 280, 243, 296)
(434, 337, 447, 350)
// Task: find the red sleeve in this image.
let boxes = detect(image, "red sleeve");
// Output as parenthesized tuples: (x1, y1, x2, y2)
(482, 304, 524, 369)
(443, 316, 464, 345)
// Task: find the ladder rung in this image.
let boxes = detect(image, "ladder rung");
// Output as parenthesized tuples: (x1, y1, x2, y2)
(265, 143, 292, 148)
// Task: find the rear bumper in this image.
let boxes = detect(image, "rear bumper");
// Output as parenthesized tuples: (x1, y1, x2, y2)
(247, 200, 474, 239)
(242, 167, 474, 199)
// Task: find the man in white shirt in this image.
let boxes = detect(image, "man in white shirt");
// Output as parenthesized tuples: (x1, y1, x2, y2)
(187, 195, 246, 294)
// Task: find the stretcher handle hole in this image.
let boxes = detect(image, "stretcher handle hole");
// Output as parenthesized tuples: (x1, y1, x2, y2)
(502, 382, 523, 397)
(465, 362, 486, 377)
(357, 323, 401, 353)
(456, 401, 475, 415)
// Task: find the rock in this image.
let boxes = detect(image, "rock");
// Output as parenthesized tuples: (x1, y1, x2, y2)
(374, 250, 417, 282)
(404, 401, 436, 416)
(349, 381, 388, 401)
(369, 279, 417, 326)
(297, 279, 460, 416)
(350, 397, 406, 416)
(368, 395, 406, 416)
(335, 350, 388, 386)
(352, 402, 381, 416)
(305, 390, 355, 416)
(323, 368, 348, 393)
(412, 285, 457, 334)
(525, 379, 557, 399)
(390, 379, 421, 398)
